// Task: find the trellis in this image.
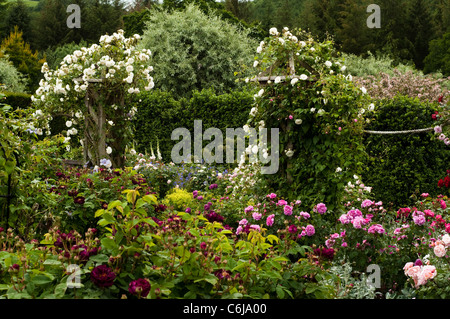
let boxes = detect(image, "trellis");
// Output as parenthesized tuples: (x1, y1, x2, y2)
(75, 77, 126, 168)
(252, 54, 319, 184)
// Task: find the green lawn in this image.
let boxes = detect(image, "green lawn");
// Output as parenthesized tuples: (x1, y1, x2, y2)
(6, 0, 40, 8)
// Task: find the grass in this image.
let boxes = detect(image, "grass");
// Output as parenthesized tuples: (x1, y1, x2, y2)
(6, 0, 40, 8)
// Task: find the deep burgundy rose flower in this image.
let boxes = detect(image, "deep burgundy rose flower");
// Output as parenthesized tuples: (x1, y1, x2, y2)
(128, 278, 151, 298)
(90, 265, 116, 288)
(438, 179, 445, 188)
(214, 269, 231, 280)
(74, 196, 85, 205)
(205, 211, 224, 223)
(313, 247, 335, 261)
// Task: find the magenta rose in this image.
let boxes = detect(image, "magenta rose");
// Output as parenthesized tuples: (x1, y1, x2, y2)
(128, 278, 151, 298)
(90, 265, 116, 288)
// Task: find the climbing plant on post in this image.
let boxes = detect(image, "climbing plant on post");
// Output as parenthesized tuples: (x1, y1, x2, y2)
(247, 27, 371, 212)
(31, 30, 154, 168)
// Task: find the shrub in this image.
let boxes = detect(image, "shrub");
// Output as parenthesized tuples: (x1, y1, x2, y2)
(424, 32, 450, 77)
(362, 96, 449, 207)
(1, 91, 31, 109)
(353, 69, 450, 105)
(0, 58, 27, 93)
(0, 26, 46, 93)
(138, 4, 257, 98)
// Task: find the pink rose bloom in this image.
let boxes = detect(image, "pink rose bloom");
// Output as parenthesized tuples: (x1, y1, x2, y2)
(236, 225, 243, 235)
(305, 224, 315, 236)
(441, 200, 447, 210)
(250, 224, 261, 232)
(239, 218, 248, 225)
(434, 244, 446, 257)
(434, 125, 442, 134)
(244, 206, 254, 213)
(348, 209, 362, 219)
(424, 210, 434, 218)
(421, 193, 429, 198)
(361, 199, 374, 208)
(315, 203, 327, 214)
(266, 214, 275, 226)
(252, 212, 262, 221)
(325, 238, 335, 248)
(267, 193, 277, 199)
(403, 262, 414, 275)
(421, 265, 437, 280)
(441, 234, 450, 246)
(299, 211, 310, 219)
(341, 242, 347, 247)
(352, 216, 365, 229)
(368, 224, 385, 234)
(339, 214, 350, 224)
(283, 205, 293, 216)
(277, 199, 288, 206)
(413, 215, 426, 226)
(406, 265, 421, 278)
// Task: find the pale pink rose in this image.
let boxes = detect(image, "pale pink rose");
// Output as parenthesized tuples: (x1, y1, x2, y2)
(442, 234, 450, 246)
(421, 265, 437, 280)
(252, 212, 262, 221)
(434, 244, 446, 257)
(406, 266, 421, 277)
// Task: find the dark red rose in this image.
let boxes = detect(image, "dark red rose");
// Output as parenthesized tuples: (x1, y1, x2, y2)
(90, 265, 116, 288)
(438, 179, 445, 188)
(74, 196, 85, 205)
(128, 278, 151, 298)
(444, 176, 450, 188)
(313, 247, 335, 261)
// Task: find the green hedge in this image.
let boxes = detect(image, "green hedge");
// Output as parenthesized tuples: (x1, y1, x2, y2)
(362, 96, 449, 207)
(1, 91, 31, 109)
(132, 88, 254, 162)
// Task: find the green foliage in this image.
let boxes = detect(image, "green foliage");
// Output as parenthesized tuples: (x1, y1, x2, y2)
(424, 32, 450, 77)
(0, 57, 26, 92)
(131, 88, 254, 163)
(162, 188, 193, 211)
(249, 28, 369, 212)
(0, 26, 45, 93)
(123, 7, 151, 38)
(1, 90, 30, 108)
(4, 0, 32, 43)
(43, 41, 87, 70)
(138, 4, 257, 98)
(362, 96, 449, 206)
(342, 52, 419, 79)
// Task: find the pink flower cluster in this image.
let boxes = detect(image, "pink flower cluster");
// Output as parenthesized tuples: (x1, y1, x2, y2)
(338, 209, 372, 229)
(314, 203, 327, 214)
(403, 262, 437, 288)
(431, 234, 450, 258)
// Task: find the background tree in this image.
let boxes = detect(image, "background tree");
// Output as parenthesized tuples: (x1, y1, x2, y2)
(31, 0, 70, 50)
(423, 32, 450, 76)
(4, 0, 32, 44)
(404, 0, 434, 69)
(335, 0, 371, 55)
(0, 26, 45, 92)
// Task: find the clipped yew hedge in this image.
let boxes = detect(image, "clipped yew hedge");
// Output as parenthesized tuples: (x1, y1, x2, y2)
(362, 96, 449, 207)
(131, 88, 254, 161)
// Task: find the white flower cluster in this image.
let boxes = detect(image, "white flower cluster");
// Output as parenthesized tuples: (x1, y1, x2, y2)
(31, 30, 155, 137)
